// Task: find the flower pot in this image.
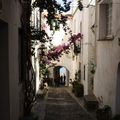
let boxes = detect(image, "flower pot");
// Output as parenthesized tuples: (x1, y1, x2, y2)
(96, 105, 112, 120)
(72, 81, 84, 97)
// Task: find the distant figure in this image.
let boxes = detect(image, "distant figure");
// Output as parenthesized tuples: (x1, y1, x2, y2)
(54, 75, 60, 87)
(63, 74, 66, 85)
(54, 77, 57, 87)
(60, 75, 63, 84)
(58, 75, 60, 87)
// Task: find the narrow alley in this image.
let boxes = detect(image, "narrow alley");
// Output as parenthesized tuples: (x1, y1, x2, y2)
(1, 0, 120, 120)
(33, 87, 96, 120)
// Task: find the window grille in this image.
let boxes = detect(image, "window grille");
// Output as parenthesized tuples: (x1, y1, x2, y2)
(106, 2, 112, 35)
(97, 0, 113, 40)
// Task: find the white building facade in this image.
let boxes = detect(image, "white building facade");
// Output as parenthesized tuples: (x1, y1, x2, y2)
(94, 0, 120, 115)
(71, 0, 96, 95)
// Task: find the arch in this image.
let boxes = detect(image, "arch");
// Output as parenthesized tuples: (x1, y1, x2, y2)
(53, 66, 70, 86)
(56, 63, 70, 73)
(116, 62, 120, 114)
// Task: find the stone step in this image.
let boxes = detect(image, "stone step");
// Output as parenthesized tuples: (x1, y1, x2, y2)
(84, 94, 99, 110)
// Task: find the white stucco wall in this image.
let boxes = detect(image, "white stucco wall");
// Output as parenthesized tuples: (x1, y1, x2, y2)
(94, 0, 120, 115)
(81, 5, 89, 95)
(67, 0, 96, 95)
(70, 4, 82, 82)
(57, 52, 73, 79)
(87, 6, 96, 94)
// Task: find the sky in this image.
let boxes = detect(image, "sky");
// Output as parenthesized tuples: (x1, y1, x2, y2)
(56, 0, 95, 6)
(51, 0, 95, 46)
(52, 25, 65, 46)
(56, 0, 72, 5)
(51, 0, 72, 46)
(56, 0, 64, 4)
(60, 67, 66, 76)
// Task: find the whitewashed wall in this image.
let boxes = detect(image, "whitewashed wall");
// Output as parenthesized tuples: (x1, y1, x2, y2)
(94, 0, 120, 115)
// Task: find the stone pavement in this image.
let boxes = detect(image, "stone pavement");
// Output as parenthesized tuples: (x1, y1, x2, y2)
(32, 87, 97, 120)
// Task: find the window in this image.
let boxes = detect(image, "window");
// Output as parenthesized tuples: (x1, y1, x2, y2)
(106, 3, 112, 35)
(84, 65, 85, 80)
(97, 0, 113, 40)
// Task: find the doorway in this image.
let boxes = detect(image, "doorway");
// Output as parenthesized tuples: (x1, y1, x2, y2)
(0, 19, 9, 120)
(116, 62, 120, 114)
(53, 66, 69, 87)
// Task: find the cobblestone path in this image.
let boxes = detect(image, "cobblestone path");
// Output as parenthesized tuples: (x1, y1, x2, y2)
(44, 87, 94, 120)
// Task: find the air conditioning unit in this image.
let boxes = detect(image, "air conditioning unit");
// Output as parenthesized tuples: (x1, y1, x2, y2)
(0, 0, 2, 13)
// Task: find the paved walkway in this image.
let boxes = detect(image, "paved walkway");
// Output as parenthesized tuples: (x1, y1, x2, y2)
(32, 87, 96, 120)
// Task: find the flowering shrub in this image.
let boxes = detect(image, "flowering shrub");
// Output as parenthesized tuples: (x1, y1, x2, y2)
(46, 33, 83, 62)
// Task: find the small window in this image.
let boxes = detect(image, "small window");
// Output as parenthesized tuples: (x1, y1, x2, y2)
(97, 0, 113, 40)
(106, 3, 112, 35)
(84, 65, 85, 80)
(80, 22, 82, 33)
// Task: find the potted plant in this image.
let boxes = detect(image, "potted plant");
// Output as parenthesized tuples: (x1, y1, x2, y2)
(96, 105, 112, 120)
(89, 61, 96, 74)
(72, 81, 84, 97)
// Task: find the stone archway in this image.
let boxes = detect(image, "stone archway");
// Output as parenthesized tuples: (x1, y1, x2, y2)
(116, 62, 120, 114)
(53, 66, 69, 87)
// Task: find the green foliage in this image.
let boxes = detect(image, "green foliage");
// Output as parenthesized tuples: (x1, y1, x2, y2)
(89, 60, 96, 74)
(73, 43, 81, 55)
(32, 0, 71, 31)
(74, 70, 81, 81)
(39, 62, 50, 78)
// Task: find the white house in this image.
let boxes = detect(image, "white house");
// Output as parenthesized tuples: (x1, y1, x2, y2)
(94, 0, 120, 115)
(71, 0, 96, 95)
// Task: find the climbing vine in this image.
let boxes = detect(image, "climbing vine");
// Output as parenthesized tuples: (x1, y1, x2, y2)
(30, 0, 83, 78)
(19, 0, 84, 115)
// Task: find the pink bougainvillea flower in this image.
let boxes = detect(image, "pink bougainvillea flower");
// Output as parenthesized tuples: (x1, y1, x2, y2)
(46, 32, 83, 62)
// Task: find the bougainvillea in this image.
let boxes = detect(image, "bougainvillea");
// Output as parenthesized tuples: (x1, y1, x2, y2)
(31, 0, 84, 77)
(46, 33, 83, 63)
